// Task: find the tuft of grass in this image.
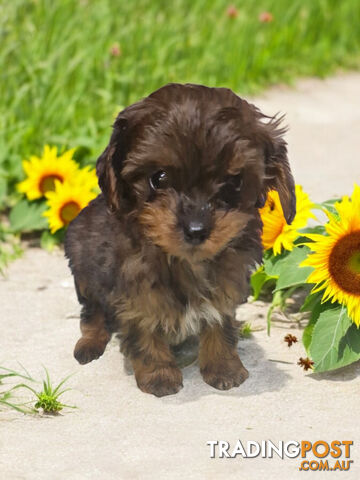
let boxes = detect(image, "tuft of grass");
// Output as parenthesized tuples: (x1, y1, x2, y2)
(0, 390, 36, 414)
(1, 0, 360, 208)
(239, 322, 253, 338)
(0, 365, 76, 415)
(0, 364, 37, 413)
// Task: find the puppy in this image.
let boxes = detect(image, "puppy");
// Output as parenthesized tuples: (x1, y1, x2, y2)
(65, 83, 295, 397)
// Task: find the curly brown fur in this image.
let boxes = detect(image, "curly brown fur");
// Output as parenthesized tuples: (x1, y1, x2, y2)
(199, 317, 249, 390)
(65, 83, 295, 397)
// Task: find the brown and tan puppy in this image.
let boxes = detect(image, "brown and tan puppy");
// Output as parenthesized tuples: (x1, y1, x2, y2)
(65, 83, 295, 397)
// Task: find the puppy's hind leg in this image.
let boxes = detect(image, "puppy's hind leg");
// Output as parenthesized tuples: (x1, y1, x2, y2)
(74, 301, 111, 365)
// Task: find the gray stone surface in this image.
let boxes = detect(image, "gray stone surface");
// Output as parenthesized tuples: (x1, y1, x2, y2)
(1, 73, 360, 479)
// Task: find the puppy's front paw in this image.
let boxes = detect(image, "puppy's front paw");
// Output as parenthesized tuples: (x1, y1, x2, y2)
(201, 356, 249, 391)
(74, 336, 107, 365)
(136, 365, 183, 397)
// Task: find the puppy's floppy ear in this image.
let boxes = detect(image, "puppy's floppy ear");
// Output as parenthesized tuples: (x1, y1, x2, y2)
(96, 117, 130, 211)
(260, 116, 296, 224)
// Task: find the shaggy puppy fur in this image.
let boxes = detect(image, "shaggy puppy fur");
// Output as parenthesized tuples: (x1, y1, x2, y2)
(65, 83, 295, 397)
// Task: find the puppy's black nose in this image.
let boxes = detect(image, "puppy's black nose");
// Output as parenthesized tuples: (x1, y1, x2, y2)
(184, 221, 208, 245)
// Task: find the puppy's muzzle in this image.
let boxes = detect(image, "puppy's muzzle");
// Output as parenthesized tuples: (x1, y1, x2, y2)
(183, 220, 208, 245)
(180, 201, 213, 246)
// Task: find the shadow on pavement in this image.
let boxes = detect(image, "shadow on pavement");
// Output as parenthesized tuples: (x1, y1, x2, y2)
(307, 360, 360, 382)
(161, 337, 291, 404)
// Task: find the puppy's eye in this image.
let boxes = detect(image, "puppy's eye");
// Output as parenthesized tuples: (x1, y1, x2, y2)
(218, 173, 243, 207)
(150, 170, 169, 190)
(227, 173, 243, 191)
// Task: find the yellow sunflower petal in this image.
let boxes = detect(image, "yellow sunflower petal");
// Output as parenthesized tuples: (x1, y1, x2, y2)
(69, 166, 99, 192)
(17, 145, 80, 200)
(43, 179, 96, 233)
(302, 184, 360, 326)
(260, 184, 315, 255)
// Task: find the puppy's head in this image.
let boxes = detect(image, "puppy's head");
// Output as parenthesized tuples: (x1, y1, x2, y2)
(97, 83, 295, 261)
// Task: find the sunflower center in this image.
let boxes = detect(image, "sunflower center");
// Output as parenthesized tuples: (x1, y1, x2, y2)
(60, 201, 81, 225)
(328, 231, 360, 295)
(349, 252, 360, 274)
(39, 174, 63, 193)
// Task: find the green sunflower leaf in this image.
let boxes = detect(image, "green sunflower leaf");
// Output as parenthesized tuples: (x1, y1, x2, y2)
(301, 292, 337, 353)
(338, 323, 360, 367)
(320, 198, 340, 216)
(300, 290, 324, 313)
(297, 224, 326, 237)
(271, 246, 313, 291)
(263, 249, 290, 277)
(250, 266, 276, 300)
(40, 230, 64, 251)
(302, 321, 316, 354)
(9, 199, 48, 233)
(309, 306, 360, 373)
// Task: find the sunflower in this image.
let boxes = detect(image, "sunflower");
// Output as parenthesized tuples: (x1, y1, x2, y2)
(301, 184, 360, 326)
(43, 180, 97, 233)
(260, 184, 315, 255)
(74, 165, 99, 192)
(17, 145, 79, 200)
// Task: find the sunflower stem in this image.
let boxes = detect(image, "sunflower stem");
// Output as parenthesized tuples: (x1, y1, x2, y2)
(267, 287, 298, 335)
(267, 290, 283, 335)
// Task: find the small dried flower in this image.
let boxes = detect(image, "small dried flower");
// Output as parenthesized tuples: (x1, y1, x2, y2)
(110, 43, 122, 57)
(226, 5, 238, 18)
(259, 11, 273, 23)
(298, 357, 314, 371)
(284, 334, 298, 347)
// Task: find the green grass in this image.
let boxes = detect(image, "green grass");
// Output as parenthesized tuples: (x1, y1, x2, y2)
(0, 365, 76, 414)
(1, 0, 360, 208)
(0, 364, 36, 413)
(239, 322, 253, 338)
(0, 222, 22, 273)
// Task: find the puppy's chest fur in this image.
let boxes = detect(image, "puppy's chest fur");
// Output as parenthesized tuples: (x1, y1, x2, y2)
(164, 258, 223, 344)
(117, 246, 250, 345)
(175, 301, 222, 345)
